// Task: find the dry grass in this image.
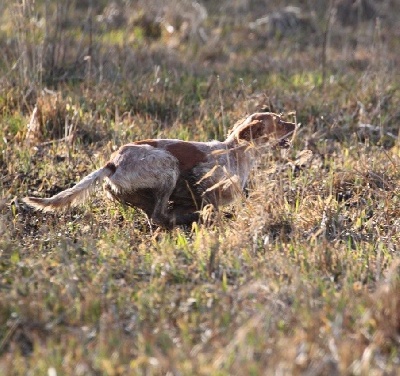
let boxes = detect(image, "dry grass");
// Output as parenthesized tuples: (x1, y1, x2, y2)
(0, 0, 400, 374)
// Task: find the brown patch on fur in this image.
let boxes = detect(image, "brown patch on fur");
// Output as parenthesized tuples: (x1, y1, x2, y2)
(166, 142, 207, 172)
(105, 161, 117, 174)
(277, 120, 296, 137)
(238, 120, 266, 141)
(133, 139, 159, 147)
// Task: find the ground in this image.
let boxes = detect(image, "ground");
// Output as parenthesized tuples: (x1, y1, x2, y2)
(0, 0, 399, 374)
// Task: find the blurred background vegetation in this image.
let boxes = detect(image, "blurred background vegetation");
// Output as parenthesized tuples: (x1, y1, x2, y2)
(0, 0, 399, 145)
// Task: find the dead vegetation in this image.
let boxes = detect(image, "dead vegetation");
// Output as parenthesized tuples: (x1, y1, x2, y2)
(0, 0, 399, 374)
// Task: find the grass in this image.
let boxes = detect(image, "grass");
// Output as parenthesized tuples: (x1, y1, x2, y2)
(1, 0, 400, 374)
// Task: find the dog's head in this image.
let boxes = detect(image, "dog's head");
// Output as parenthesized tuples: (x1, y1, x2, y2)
(228, 112, 296, 146)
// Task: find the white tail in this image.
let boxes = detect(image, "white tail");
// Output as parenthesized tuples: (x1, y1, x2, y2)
(23, 164, 114, 212)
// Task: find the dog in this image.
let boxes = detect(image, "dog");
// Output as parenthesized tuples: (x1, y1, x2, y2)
(23, 112, 295, 229)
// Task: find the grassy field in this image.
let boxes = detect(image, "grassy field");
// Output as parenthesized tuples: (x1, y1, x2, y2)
(1, 0, 400, 374)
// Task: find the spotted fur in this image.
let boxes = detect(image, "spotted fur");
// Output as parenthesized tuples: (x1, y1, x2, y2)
(23, 112, 295, 229)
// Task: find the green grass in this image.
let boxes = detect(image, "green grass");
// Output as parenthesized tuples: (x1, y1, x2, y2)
(1, 0, 400, 375)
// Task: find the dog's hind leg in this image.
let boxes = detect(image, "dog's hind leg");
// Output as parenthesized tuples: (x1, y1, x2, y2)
(151, 182, 177, 229)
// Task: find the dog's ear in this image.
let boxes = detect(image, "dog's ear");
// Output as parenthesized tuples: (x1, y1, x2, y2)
(237, 120, 265, 142)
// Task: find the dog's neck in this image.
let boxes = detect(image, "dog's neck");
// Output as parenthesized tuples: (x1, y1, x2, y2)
(218, 137, 260, 190)
(224, 132, 264, 152)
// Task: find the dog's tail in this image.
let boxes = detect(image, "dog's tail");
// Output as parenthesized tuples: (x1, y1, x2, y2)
(23, 162, 115, 212)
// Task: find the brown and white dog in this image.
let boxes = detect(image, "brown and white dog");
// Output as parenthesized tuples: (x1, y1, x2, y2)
(23, 112, 295, 229)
